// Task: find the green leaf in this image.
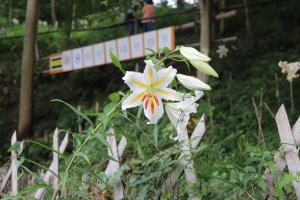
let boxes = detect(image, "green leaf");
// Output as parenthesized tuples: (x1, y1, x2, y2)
(51, 99, 94, 127)
(7, 141, 22, 152)
(16, 184, 50, 197)
(108, 92, 120, 103)
(144, 48, 156, 55)
(162, 47, 170, 55)
(75, 151, 91, 165)
(26, 140, 66, 159)
(109, 51, 125, 74)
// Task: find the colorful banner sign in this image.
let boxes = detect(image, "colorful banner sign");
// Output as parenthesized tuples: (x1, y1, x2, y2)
(49, 26, 175, 74)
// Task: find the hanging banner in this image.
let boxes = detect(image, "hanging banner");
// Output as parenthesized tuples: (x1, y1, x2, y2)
(143, 30, 158, 55)
(130, 34, 144, 59)
(117, 37, 130, 61)
(82, 45, 94, 68)
(94, 43, 106, 66)
(49, 26, 175, 74)
(49, 53, 63, 74)
(105, 40, 117, 64)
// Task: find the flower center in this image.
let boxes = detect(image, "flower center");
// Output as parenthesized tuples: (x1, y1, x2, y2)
(142, 92, 159, 113)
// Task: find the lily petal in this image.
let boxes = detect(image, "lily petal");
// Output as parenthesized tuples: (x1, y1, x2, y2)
(189, 60, 219, 78)
(156, 88, 183, 101)
(180, 46, 211, 62)
(176, 74, 211, 91)
(152, 66, 177, 88)
(165, 99, 198, 128)
(123, 71, 148, 91)
(121, 91, 144, 110)
(143, 94, 164, 124)
(143, 60, 157, 83)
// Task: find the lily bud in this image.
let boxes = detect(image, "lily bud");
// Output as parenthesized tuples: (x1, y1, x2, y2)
(180, 46, 211, 62)
(176, 74, 211, 91)
(189, 60, 219, 78)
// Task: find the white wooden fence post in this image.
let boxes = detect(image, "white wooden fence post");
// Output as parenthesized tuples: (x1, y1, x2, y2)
(177, 126, 198, 200)
(106, 128, 124, 200)
(34, 129, 69, 199)
(105, 136, 127, 175)
(11, 131, 18, 196)
(52, 128, 59, 190)
(263, 116, 300, 199)
(162, 115, 205, 199)
(275, 105, 300, 199)
(0, 139, 24, 193)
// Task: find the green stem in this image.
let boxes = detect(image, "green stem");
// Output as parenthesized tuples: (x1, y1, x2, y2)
(290, 81, 294, 111)
(156, 49, 180, 66)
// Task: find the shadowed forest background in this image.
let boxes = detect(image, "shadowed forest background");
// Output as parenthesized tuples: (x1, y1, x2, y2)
(0, 0, 300, 199)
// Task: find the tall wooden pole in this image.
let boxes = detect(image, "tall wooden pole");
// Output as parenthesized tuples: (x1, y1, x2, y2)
(51, 0, 57, 28)
(18, 0, 39, 138)
(197, 0, 211, 83)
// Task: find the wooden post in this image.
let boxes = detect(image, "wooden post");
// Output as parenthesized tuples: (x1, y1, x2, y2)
(52, 129, 59, 190)
(198, 0, 211, 83)
(35, 129, 69, 199)
(263, 113, 300, 199)
(275, 105, 300, 198)
(162, 115, 205, 196)
(18, 0, 39, 138)
(106, 128, 124, 200)
(219, 0, 226, 35)
(11, 131, 18, 196)
(0, 140, 23, 193)
(105, 136, 127, 175)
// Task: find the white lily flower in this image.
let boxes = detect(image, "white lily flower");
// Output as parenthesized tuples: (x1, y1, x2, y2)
(180, 46, 218, 78)
(216, 45, 229, 59)
(12, 18, 19, 25)
(286, 62, 300, 82)
(122, 60, 183, 124)
(165, 91, 204, 129)
(176, 74, 211, 91)
(278, 61, 289, 74)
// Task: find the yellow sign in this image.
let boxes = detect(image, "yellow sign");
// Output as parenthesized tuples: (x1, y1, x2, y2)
(49, 52, 63, 74)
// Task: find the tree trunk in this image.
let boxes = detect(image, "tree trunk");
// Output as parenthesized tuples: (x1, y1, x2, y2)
(197, 0, 211, 83)
(8, 0, 12, 25)
(18, 0, 39, 139)
(51, 0, 57, 28)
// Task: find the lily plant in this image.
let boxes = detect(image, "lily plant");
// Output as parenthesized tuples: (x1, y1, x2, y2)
(278, 60, 300, 111)
(119, 46, 218, 137)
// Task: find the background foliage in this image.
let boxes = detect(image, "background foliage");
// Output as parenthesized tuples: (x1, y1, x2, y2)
(0, 0, 300, 199)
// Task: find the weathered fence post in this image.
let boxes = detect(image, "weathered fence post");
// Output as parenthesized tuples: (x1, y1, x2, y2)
(34, 128, 69, 199)
(106, 128, 125, 200)
(275, 105, 300, 198)
(198, 0, 211, 82)
(162, 115, 205, 198)
(52, 128, 59, 190)
(11, 131, 18, 196)
(0, 137, 24, 194)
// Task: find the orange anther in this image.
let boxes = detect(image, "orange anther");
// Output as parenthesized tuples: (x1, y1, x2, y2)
(145, 99, 149, 109)
(153, 96, 159, 105)
(142, 94, 147, 102)
(151, 102, 155, 113)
